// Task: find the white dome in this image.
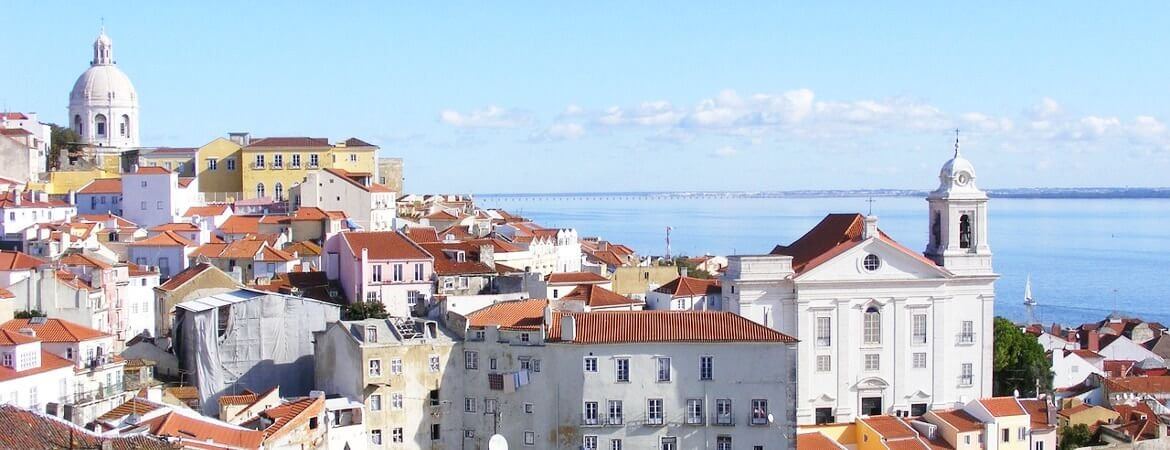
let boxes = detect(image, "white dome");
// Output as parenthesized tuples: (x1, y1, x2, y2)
(70, 64, 138, 107)
(939, 154, 975, 180)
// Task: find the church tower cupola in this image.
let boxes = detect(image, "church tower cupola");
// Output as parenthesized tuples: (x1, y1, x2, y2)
(925, 130, 993, 275)
(69, 28, 139, 149)
(92, 29, 113, 65)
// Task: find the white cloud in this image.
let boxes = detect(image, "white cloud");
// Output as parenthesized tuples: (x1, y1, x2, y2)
(711, 146, 738, 158)
(439, 105, 531, 128)
(529, 122, 586, 142)
(596, 101, 683, 127)
(1028, 97, 1063, 119)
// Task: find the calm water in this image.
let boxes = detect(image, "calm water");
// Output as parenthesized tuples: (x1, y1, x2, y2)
(478, 195, 1170, 326)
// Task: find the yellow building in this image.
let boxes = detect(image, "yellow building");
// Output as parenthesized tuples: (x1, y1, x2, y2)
(238, 136, 378, 201)
(1057, 399, 1120, 429)
(138, 147, 198, 176)
(194, 137, 244, 201)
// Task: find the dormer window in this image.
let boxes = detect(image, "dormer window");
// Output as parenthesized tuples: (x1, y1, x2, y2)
(455, 251, 466, 263)
(366, 326, 377, 343)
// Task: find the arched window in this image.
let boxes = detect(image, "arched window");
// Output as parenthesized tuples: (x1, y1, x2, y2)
(274, 182, 284, 201)
(959, 214, 972, 249)
(120, 115, 130, 137)
(863, 306, 881, 344)
(94, 114, 107, 137)
(931, 211, 941, 248)
(73, 114, 83, 134)
(256, 183, 266, 199)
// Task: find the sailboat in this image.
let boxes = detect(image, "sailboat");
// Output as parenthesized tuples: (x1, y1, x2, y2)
(1024, 275, 1036, 306)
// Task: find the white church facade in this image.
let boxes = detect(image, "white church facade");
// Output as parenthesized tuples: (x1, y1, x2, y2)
(69, 29, 140, 149)
(721, 140, 997, 425)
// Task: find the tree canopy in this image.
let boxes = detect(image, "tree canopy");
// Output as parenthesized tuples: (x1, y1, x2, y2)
(1059, 424, 1094, 450)
(48, 124, 81, 170)
(343, 301, 388, 320)
(993, 316, 1052, 397)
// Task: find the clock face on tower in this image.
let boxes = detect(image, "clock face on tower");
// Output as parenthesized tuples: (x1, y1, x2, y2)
(956, 172, 971, 186)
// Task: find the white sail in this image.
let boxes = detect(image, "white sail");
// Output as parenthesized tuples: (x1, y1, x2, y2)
(1024, 275, 1035, 305)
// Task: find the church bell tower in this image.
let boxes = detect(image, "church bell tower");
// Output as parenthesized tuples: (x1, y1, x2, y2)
(925, 131, 993, 275)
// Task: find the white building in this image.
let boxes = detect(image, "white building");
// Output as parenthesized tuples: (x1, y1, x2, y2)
(75, 178, 123, 216)
(496, 222, 582, 275)
(293, 168, 396, 231)
(121, 166, 201, 230)
(454, 300, 799, 450)
(722, 142, 997, 425)
(127, 230, 196, 279)
(0, 327, 74, 415)
(69, 29, 140, 149)
(1051, 349, 1105, 390)
(646, 275, 722, 311)
(323, 231, 435, 317)
(0, 191, 77, 248)
(0, 112, 49, 182)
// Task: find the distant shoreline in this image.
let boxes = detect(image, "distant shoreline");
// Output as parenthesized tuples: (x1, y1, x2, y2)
(477, 187, 1170, 200)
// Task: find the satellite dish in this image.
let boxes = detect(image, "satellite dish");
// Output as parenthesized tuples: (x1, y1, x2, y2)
(488, 434, 508, 450)
(768, 413, 775, 424)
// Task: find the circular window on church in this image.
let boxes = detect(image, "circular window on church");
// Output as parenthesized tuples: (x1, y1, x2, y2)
(863, 254, 881, 271)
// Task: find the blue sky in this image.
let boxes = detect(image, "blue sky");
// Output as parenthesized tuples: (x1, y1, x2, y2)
(3, 2, 1169, 193)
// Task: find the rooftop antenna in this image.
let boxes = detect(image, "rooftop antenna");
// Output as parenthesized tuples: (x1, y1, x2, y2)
(1024, 274, 1037, 325)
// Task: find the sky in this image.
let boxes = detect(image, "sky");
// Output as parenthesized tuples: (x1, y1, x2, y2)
(3, 2, 1170, 193)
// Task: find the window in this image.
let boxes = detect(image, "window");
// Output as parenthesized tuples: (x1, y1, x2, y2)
(717, 436, 732, 450)
(816, 355, 832, 372)
(207, 158, 217, 170)
(700, 356, 713, 380)
(912, 314, 927, 344)
(464, 397, 476, 413)
(687, 399, 704, 424)
(431, 423, 440, 440)
(584, 357, 598, 372)
(390, 358, 403, 374)
(273, 154, 283, 168)
(1002, 428, 1010, 443)
(584, 401, 599, 425)
(660, 437, 678, 450)
(583, 436, 598, 450)
(864, 354, 880, 371)
(490, 358, 497, 370)
(610, 439, 623, 450)
(368, 359, 381, 376)
(520, 357, 532, 371)
(371, 265, 382, 282)
(863, 254, 881, 271)
(465, 351, 478, 369)
(156, 200, 163, 210)
(960, 363, 974, 385)
(95, 114, 107, 137)
(369, 394, 382, 411)
(607, 400, 623, 424)
(716, 399, 733, 424)
(912, 403, 928, 416)
(309, 153, 319, 167)
(226, 158, 236, 170)
(429, 389, 440, 406)
(615, 358, 629, 382)
(256, 182, 265, 198)
(274, 182, 284, 201)
(370, 429, 382, 445)
(485, 398, 498, 413)
(656, 357, 671, 382)
(1018, 427, 1027, 441)
(291, 154, 301, 168)
(393, 264, 403, 282)
(520, 333, 530, 342)
(392, 428, 403, 443)
(751, 399, 769, 425)
(863, 306, 881, 344)
(960, 214, 973, 249)
(350, 153, 357, 162)
(121, 115, 130, 136)
(913, 352, 927, 369)
(255, 154, 265, 168)
(815, 407, 834, 424)
(648, 399, 664, 425)
(816, 316, 832, 346)
(960, 320, 975, 344)
(524, 431, 535, 446)
(524, 402, 533, 414)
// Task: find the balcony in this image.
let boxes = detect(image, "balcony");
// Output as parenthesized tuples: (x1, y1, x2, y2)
(270, 163, 284, 170)
(959, 375, 974, 386)
(308, 162, 320, 169)
(751, 415, 769, 426)
(250, 163, 265, 170)
(714, 413, 735, 426)
(581, 417, 601, 426)
(606, 416, 623, 426)
(645, 416, 665, 426)
(685, 415, 705, 426)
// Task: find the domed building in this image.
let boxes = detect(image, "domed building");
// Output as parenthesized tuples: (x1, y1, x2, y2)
(69, 29, 139, 148)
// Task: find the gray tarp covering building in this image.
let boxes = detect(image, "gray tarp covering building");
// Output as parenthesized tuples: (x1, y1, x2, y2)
(173, 288, 341, 415)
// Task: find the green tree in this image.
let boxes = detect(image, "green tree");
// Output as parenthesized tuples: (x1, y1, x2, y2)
(670, 256, 713, 279)
(14, 309, 45, 319)
(993, 316, 1052, 397)
(344, 301, 388, 320)
(48, 123, 81, 170)
(1059, 424, 1093, 450)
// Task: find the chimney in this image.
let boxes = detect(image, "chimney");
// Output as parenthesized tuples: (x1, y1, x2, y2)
(1087, 329, 1100, 352)
(560, 314, 576, 342)
(14, 190, 21, 206)
(543, 304, 553, 330)
(229, 132, 250, 146)
(680, 266, 688, 278)
(67, 190, 77, 206)
(479, 244, 495, 269)
(863, 215, 879, 239)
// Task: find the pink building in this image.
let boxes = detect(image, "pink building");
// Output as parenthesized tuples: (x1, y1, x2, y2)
(324, 231, 434, 317)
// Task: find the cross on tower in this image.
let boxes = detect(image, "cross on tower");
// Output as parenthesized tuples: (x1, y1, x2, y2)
(953, 128, 961, 158)
(866, 197, 876, 216)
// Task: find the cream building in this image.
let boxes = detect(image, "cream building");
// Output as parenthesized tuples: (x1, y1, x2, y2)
(722, 141, 997, 425)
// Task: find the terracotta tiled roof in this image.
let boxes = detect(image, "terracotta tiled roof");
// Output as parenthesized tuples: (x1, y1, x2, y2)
(405, 226, 441, 244)
(219, 239, 266, 259)
(97, 397, 166, 423)
(340, 231, 432, 261)
(861, 415, 920, 439)
(190, 243, 229, 259)
(797, 432, 847, 450)
(464, 237, 523, 253)
(1067, 349, 1104, 359)
(246, 137, 330, 147)
(157, 263, 218, 292)
(291, 207, 347, 221)
(931, 409, 983, 432)
(1104, 375, 1170, 394)
(771, 213, 946, 275)
(137, 410, 265, 449)
(343, 137, 375, 147)
(0, 250, 45, 271)
(218, 389, 260, 406)
(0, 404, 177, 449)
(258, 214, 292, 225)
(0, 329, 37, 345)
(284, 241, 322, 256)
(654, 276, 721, 298)
(0, 288, 11, 299)
(0, 112, 29, 119)
(0, 190, 71, 208)
(545, 271, 609, 284)
(245, 396, 324, 440)
(1, 317, 108, 342)
(978, 397, 1027, 417)
(425, 209, 459, 220)
(183, 205, 231, 217)
(1018, 399, 1054, 430)
(78, 178, 122, 194)
(561, 284, 643, 308)
(0, 128, 31, 137)
(419, 242, 495, 276)
(76, 212, 138, 228)
(130, 230, 194, 247)
(549, 310, 797, 344)
(178, 178, 195, 188)
(133, 166, 171, 175)
(467, 299, 549, 331)
(165, 386, 199, 401)
(145, 147, 197, 155)
(1112, 403, 1160, 441)
(60, 252, 114, 269)
(321, 168, 383, 193)
(0, 350, 73, 382)
(439, 225, 476, 241)
(257, 246, 296, 262)
(219, 216, 263, 235)
(149, 222, 200, 232)
(1103, 359, 1136, 377)
(370, 183, 394, 193)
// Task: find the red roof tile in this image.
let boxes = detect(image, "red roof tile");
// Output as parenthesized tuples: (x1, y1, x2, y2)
(467, 299, 549, 331)
(1, 318, 108, 342)
(0, 350, 73, 383)
(797, 432, 846, 450)
(419, 242, 495, 276)
(549, 310, 797, 344)
(1104, 376, 1170, 394)
(561, 284, 643, 308)
(246, 137, 330, 147)
(0, 250, 45, 271)
(0, 288, 12, 299)
(60, 252, 114, 269)
(183, 205, 231, 217)
(343, 137, 375, 147)
(133, 166, 171, 175)
(340, 231, 432, 261)
(157, 263, 219, 292)
(771, 213, 945, 275)
(978, 397, 1027, 417)
(654, 276, 721, 298)
(130, 230, 194, 247)
(405, 226, 441, 244)
(545, 271, 609, 284)
(284, 241, 321, 257)
(137, 410, 265, 449)
(245, 397, 324, 440)
(149, 222, 200, 232)
(0, 112, 29, 120)
(861, 415, 922, 439)
(0, 404, 177, 449)
(0, 329, 38, 345)
(78, 178, 122, 194)
(930, 409, 984, 432)
(219, 216, 263, 235)
(1018, 399, 1054, 430)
